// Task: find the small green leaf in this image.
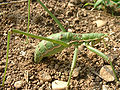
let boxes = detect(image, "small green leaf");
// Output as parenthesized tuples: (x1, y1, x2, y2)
(112, 0, 120, 3)
(83, 3, 94, 7)
(94, 0, 103, 9)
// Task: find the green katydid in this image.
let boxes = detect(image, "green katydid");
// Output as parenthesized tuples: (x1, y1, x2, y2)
(2, 0, 118, 89)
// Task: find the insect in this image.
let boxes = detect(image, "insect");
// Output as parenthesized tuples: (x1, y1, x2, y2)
(2, 0, 117, 89)
(34, 32, 107, 63)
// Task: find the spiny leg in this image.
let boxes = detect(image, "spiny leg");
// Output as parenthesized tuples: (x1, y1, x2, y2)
(85, 44, 118, 81)
(67, 46, 78, 89)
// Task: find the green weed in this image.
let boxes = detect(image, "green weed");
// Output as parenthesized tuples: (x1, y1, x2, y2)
(84, 0, 120, 15)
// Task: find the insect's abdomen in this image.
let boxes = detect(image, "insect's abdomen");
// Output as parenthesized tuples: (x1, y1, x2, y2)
(34, 32, 72, 63)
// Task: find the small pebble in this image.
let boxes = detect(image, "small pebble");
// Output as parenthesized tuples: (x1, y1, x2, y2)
(38, 72, 52, 82)
(67, 2, 75, 7)
(104, 37, 109, 41)
(14, 81, 23, 88)
(73, 18, 79, 24)
(3, 32, 7, 36)
(39, 80, 44, 85)
(102, 85, 109, 90)
(100, 65, 115, 82)
(6, 76, 12, 84)
(116, 81, 120, 87)
(15, 36, 19, 40)
(78, 45, 84, 51)
(68, 28, 73, 32)
(32, 80, 38, 84)
(55, 64, 59, 69)
(70, 0, 80, 5)
(93, 20, 107, 27)
(87, 51, 96, 59)
(52, 80, 67, 90)
(20, 51, 26, 56)
(72, 67, 81, 77)
(0, 65, 5, 71)
(29, 75, 34, 80)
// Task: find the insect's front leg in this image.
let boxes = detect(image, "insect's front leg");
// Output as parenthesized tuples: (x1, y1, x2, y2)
(2, 29, 69, 86)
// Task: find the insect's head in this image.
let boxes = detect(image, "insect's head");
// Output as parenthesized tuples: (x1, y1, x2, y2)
(89, 33, 109, 46)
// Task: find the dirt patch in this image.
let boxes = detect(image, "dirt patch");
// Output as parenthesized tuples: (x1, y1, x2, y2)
(0, 0, 120, 89)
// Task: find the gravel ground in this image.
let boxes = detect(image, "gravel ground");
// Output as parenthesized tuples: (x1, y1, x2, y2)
(0, 0, 120, 89)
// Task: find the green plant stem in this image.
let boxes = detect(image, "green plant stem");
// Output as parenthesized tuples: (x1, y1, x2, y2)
(2, 30, 11, 86)
(26, 0, 30, 43)
(37, 0, 66, 32)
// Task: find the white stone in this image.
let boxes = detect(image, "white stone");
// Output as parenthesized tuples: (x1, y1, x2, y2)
(113, 48, 117, 51)
(102, 85, 109, 90)
(67, 2, 75, 7)
(93, 20, 107, 27)
(100, 65, 115, 82)
(65, 20, 69, 24)
(104, 37, 109, 41)
(20, 51, 26, 56)
(14, 81, 23, 88)
(68, 28, 73, 32)
(3, 32, 7, 36)
(52, 80, 67, 90)
(38, 72, 52, 82)
(109, 31, 115, 35)
(15, 36, 19, 40)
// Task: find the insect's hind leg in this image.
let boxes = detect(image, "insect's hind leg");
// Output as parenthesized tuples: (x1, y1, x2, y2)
(85, 44, 118, 81)
(67, 46, 78, 89)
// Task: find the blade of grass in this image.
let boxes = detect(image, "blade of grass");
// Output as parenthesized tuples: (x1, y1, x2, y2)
(2, 30, 11, 86)
(26, 0, 30, 43)
(94, 0, 103, 9)
(37, 0, 66, 32)
(83, 3, 94, 7)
